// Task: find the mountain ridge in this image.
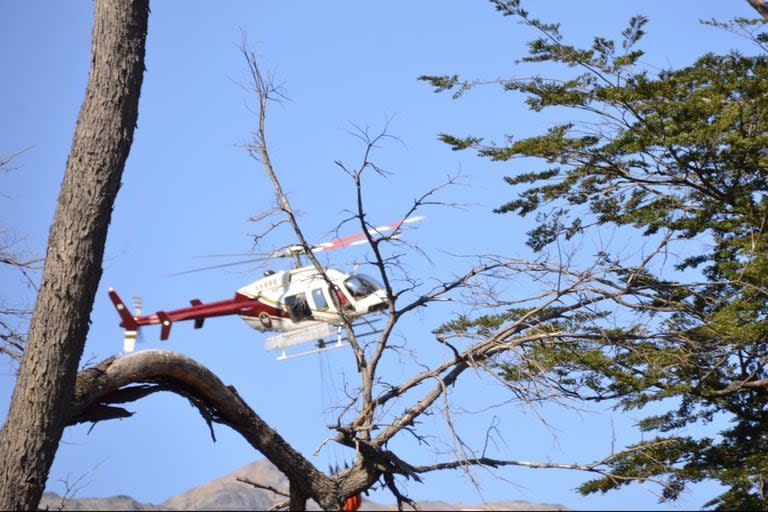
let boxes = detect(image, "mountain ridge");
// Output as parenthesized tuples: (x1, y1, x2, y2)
(41, 459, 568, 511)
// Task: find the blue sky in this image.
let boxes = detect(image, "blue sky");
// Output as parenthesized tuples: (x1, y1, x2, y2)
(0, 1, 762, 509)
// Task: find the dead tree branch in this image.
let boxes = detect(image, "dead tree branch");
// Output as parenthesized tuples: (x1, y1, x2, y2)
(238, 40, 366, 373)
(237, 477, 289, 497)
(0, 152, 43, 361)
(71, 350, 348, 511)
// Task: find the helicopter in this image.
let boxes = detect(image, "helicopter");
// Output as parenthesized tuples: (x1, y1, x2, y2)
(109, 216, 422, 359)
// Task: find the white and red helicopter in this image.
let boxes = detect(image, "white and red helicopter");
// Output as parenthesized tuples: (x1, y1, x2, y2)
(109, 216, 422, 359)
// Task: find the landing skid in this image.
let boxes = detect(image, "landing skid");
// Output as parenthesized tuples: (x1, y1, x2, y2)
(268, 316, 384, 361)
(276, 339, 348, 361)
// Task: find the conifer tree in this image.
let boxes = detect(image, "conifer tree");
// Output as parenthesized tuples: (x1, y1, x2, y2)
(422, 2, 768, 508)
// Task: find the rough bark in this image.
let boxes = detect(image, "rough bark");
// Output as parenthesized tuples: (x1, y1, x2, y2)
(747, 0, 768, 20)
(0, 1, 148, 509)
(289, 481, 308, 511)
(70, 350, 341, 510)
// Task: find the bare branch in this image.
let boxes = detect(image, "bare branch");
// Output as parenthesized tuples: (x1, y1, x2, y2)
(395, 258, 515, 317)
(238, 39, 366, 372)
(384, 473, 420, 511)
(0, 147, 32, 175)
(410, 449, 670, 490)
(237, 477, 289, 498)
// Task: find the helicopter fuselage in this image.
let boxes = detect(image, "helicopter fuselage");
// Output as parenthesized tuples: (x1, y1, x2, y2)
(109, 266, 388, 353)
(237, 266, 388, 332)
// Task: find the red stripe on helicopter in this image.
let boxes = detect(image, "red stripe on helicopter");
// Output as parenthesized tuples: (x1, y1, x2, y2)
(109, 289, 289, 340)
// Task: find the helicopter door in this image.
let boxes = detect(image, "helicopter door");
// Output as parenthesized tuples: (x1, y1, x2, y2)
(284, 293, 313, 322)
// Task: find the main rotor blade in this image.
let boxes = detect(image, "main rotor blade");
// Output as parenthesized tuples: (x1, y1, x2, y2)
(311, 215, 424, 253)
(193, 252, 270, 259)
(171, 216, 424, 276)
(169, 257, 269, 276)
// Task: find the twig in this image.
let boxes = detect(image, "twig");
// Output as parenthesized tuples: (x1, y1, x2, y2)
(237, 477, 290, 497)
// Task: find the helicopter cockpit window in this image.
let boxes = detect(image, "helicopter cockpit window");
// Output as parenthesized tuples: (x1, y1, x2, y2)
(344, 274, 381, 299)
(285, 293, 313, 322)
(311, 288, 328, 311)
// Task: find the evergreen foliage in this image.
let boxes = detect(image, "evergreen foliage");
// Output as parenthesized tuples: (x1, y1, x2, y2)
(423, 3, 768, 509)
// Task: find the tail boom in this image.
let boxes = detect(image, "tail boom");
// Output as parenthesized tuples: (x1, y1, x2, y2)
(109, 288, 279, 346)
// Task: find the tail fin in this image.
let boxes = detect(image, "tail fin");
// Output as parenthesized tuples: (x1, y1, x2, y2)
(108, 288, 140, 353)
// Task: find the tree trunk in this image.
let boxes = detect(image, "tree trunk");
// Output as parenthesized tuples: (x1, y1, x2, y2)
(0, 1, 148, 509)
(747, 0, 768, 20)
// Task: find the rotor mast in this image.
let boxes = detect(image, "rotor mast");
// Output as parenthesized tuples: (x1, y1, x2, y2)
(286, 245, 306, 268)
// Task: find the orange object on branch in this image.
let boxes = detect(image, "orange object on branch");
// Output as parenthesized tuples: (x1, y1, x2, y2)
(342, 493, 362, 511)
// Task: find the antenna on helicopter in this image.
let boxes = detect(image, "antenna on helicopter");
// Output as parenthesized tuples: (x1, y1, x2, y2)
(286, 245, 307, 268)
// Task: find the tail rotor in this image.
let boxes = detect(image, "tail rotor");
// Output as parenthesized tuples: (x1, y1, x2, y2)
(126, 295, 145, 352)
(132, 295, 143, 317)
